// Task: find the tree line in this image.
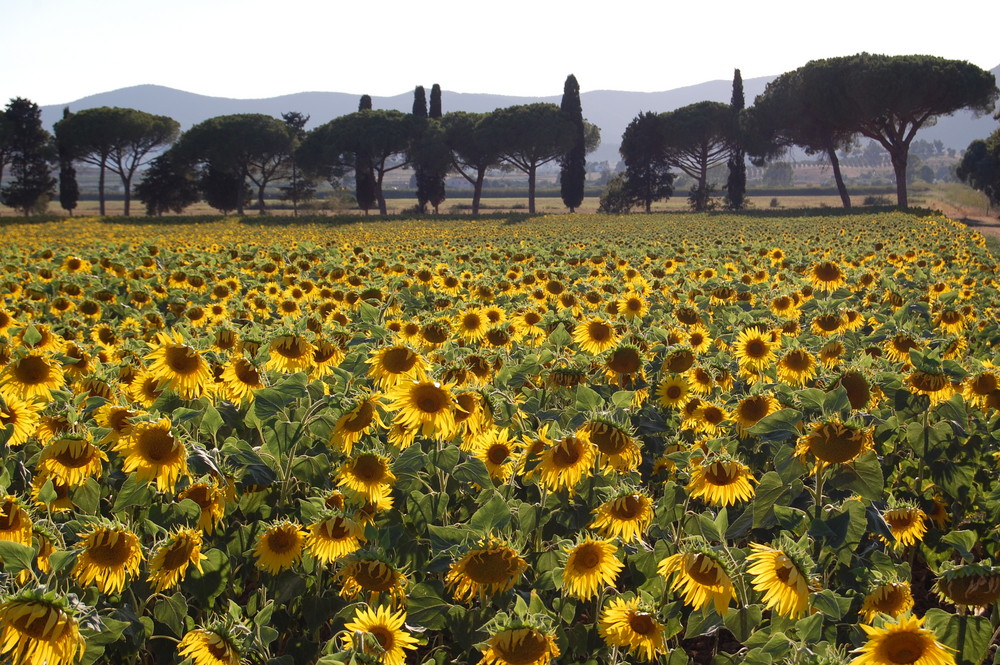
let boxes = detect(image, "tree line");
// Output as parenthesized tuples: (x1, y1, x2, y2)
(607, 54, 998, 213)
(0, 76, 598, 217)
(1, 55, 997, 217)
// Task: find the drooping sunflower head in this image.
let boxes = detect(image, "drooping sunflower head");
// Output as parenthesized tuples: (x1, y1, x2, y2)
(776, 348, 818, 386)
(860, 581, 915, 623)
(795, 418, 872, 469)
(934, 562, 1000, 609)
(658, 540, 736, 616)
(686, 456, 756, 506)
(335, 552, 409, 606)
(907, 369, 956, 404)
(582, 419, 642, 473)
(445, 537, 527, 604)
(0, 494, 33, 546)
(305, 513, 365, 564)
(178, 480, 228, 534)
(880, 504, 928, 548)
(732, 393, 779, 435)
(265, 334, 315, 374)
(0, 593, 86, 665)
(534, 433, 596, 495)
(808, 260, 846, 291)
(147, 527, 207, 592)
(480, 624, 560, 665)
(337, 452, 397, 501)
(178, 626, 243, 665)
(330, 395, 384, 454)
(36, 434, 107, 487)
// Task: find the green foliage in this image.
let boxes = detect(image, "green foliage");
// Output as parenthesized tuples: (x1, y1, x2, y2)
(957, 129, 1000, 208)
(135, 152, 201, 215)
(559, 74, 587, 212)
(0, 97, 56, 215)
(618, 111, 674, 212)
(725, 69, 748, 210)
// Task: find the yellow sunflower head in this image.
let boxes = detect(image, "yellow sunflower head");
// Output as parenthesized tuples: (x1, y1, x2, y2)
(119, 417, 188, 493)
(561, 537, 624, 601)
(147, 527, 207, 592)
(795, 418, 873, 469)
(0, 594, 85, 665)
(851, 614, 955, 665)
(177, 626, 243, 665)
(658, 540, 736, 616)
(144, 331, 212, 400)
(254, 520, 307, 574)
(934, 562, 1000, 609)
(860, 581, 915, 623)
(72, 523, 144, 594)
(589, 491, 654, 543)
(335, 552, 409, 606)
(305, 513, 365, 564)
(582, 419, 642, 474)
(745, 541, 815, 619)
(384, 380, 457, 441)
(733, 327, 777, 371)
(341, 605, 419, 665)
(598, 596, 669, 662)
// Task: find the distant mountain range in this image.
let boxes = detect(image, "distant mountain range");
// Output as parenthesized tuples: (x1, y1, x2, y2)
(40, 66, 1000, 166)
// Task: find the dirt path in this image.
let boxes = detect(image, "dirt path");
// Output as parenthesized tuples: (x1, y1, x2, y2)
(930, 200, 1000, 239)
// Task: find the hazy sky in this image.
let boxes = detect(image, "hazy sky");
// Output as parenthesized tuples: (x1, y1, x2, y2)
(3, 0, 997, 105)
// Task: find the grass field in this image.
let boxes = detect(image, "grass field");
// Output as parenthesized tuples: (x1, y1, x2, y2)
(0, 211, 998, 665)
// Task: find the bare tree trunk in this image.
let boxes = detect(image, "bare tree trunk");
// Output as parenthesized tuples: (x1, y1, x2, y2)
(890, 149, 909, 208)
(98, 160, 106, 216)
(527, 165, 536, 214)
(826, 145, 851, 209)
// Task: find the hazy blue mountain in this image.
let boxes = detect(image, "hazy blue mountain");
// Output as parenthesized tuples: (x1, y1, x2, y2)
(40, 65, 999, 166)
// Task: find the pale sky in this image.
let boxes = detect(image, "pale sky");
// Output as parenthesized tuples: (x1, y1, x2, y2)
(2, 0, 997, 105)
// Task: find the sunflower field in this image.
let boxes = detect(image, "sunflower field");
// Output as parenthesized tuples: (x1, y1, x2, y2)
(0, 211, 998, 665)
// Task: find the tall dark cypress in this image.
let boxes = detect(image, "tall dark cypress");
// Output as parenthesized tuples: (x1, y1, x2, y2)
(412, 86, 428, 117)
(559, 74, 586, 212)
(57, 107, 79, 215)
(355, 95, 376, 213)
(429, 84, 442, 119)
(725, 69, 747, 210)
(412, 86, 432, 212)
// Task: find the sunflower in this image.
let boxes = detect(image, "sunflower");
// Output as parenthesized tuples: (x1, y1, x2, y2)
(656, 374, 690, 409)
(178, 481, 227, 534)
(36, 434, 107, 487)
(589, 492, 654, 543)
(337, 452, 396, 502)
(732, 393, 779, 436)
(0, 394, 42, 447)
(254, 520, 307, 574)
(819, 340, 846, 368)
(776, 348, 818, 386)
(219, 357, 266, 405)
(810, 312, 845, 337)
(384, 380, 456, 440)
(147, 528, 207, 592)
(808, 260, 847, 291)
(616, 293, 648, 320)
(330, 396, 384, 453)
(884, 334, 921, 364)
(454, 308, 489, 342)
(127, 369, 166, 408)
(795, 419, 872, 469)
(881, 507, 927, 548)
(907, 370, 955, 404)
(336, 553, 409, 606)
(603, 345, 646, 387)
(0, 352, 65, 402)
(934, 563, 1000, 609)
(598, 597, 669, 662)
(306, 514, 365, 564)
(839, 370, 873, 410)
(0, 496, 33, 547)
(582, 420, 642, 473)
(769, 294, 800, 318)
(341, 605, 419, 665)
(573, 317, 620, 355)
(658, 546, 736, 616)
(473, 427, 517, 484)
(561, 538, 624, 601)
(691, 402, 729, 435)
(850, 614, 956, 665)
(265, 334, 315, 374)
(934, 308, 966, 335)
(177, 627, 242, 665)
(72, 524, 144, 594)
(480, 626, 560, 665)
(534, 434, 596, 494)
(687, 458, 756, 506)
(144, 331, 212, 400)
(445, 537, 528, 604)
(732, 327, 777, 372)
(745, 542, 813, 618)
(861, 582, 915, 622)
(0, 596, 85, 665)
(119, 418, 188, 493)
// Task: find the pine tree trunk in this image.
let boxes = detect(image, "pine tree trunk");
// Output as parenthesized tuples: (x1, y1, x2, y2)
(98, 161, 106, 216)
(527, 165, 536, 214)
(826, 146, 851, 209)
(891, 150, 909, 208)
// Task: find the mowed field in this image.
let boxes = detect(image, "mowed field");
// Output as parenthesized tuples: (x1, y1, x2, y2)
(0, 212, 998, 665)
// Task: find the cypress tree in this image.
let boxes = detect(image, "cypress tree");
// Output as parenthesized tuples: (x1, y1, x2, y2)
(412, 86, 428, 118)
(57, 107, 79, 215)
(429, 84, 442, 119)
(725, 69, 747, 210)
(358, 95, 372, 111)
(355, 95, 376, 213)
(559, 74, 586, 212)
